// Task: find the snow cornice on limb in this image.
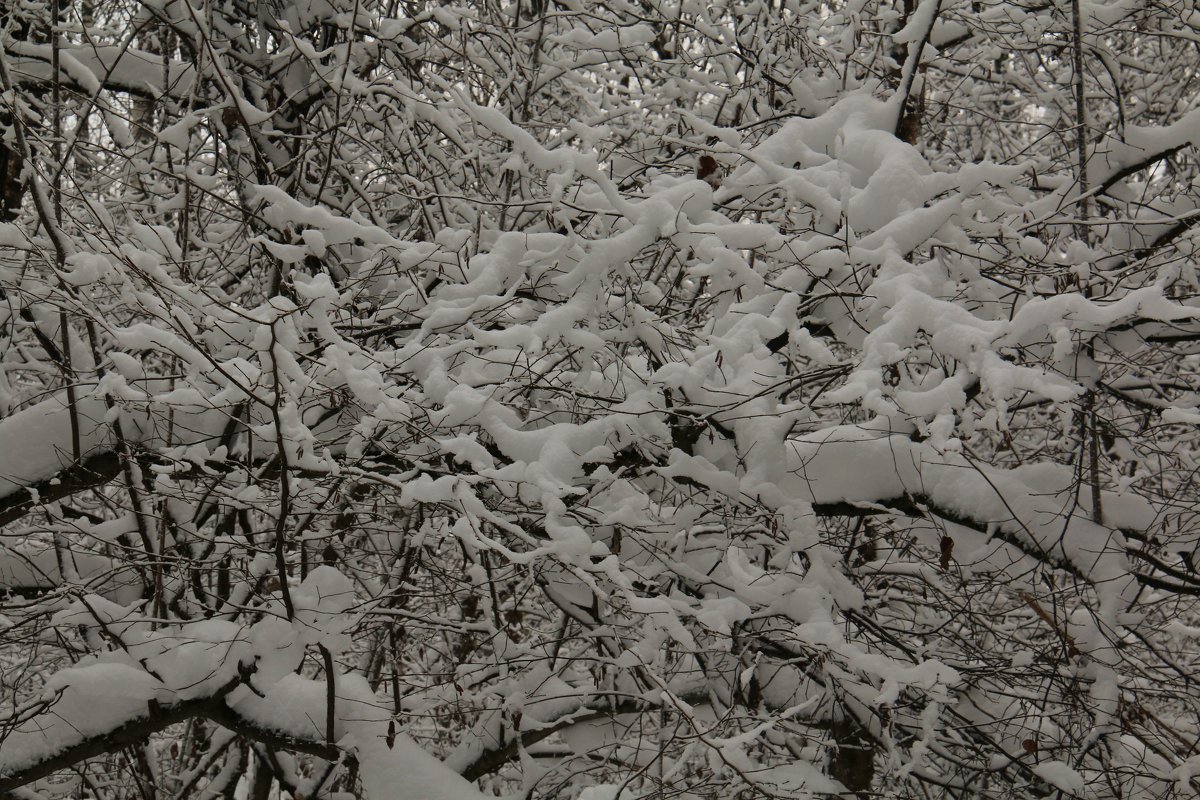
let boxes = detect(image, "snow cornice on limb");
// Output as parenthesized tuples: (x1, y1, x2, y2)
(0, 573, 488, 800)
(0, 670, 484, 800)
(3, 41, 195, 101)
(0, 382, 348, 594)
(0, 385, 1176, 600)
(0, 390, 127, 536)
(0, 676, 340, 796)
(663, 422, 1162, 608)
(0, 450, 120, 529)
(0, 381, 348, 510)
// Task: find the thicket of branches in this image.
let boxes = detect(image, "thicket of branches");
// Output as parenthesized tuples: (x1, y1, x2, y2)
(2, 1, 1200, 799)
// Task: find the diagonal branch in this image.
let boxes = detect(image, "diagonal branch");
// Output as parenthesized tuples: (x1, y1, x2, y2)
(0, 679, 342, 796)
(0, 450, 121, 528)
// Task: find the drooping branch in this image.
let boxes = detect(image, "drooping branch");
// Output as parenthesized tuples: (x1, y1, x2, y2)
(0, 383, 344, 527)
(0, 678, 328, 796)
(453, 697, 704, 782)
(3, 43, 195, 101)
(0, 678, 343, 796)
(0, 450, 121, 528)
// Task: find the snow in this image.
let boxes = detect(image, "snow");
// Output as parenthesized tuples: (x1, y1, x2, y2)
(231, 650, 487, 799)
(0, 545, 138, 602)
(58, 252, 113, 286)
(0, 390, 113, 493)
(0, 662, 163, 771)
(0, 567, 486, 800)
(749, 761, 846, 797)
(0, 613, 248, 778)
(7, 42, 196, 99)
(4, 4, 1200, 798)
(554, 25, 656, 52)
(158, 113, 202, 149)
(1162, 407, 1200, 425)
(249, 185, 406, 249)
(1033, 760, 1086, 793)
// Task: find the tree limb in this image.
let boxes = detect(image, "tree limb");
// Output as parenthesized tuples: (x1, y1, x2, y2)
(0, 679, 343, 796)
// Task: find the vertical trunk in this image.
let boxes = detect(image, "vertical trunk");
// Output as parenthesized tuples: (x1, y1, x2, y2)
(250, 749, 275, 800)
(0, 141, 22, 222)
(891, 0, 940, 145)
(132, 22, 174, 144)
(829, 717, 875, 800)
(1070, 0, 1105, 525)
(890, 0, 920, 143)
(0, 0, 28, 221)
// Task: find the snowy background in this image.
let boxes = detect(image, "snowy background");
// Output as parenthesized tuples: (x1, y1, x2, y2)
(2, 1, 1200, 798)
